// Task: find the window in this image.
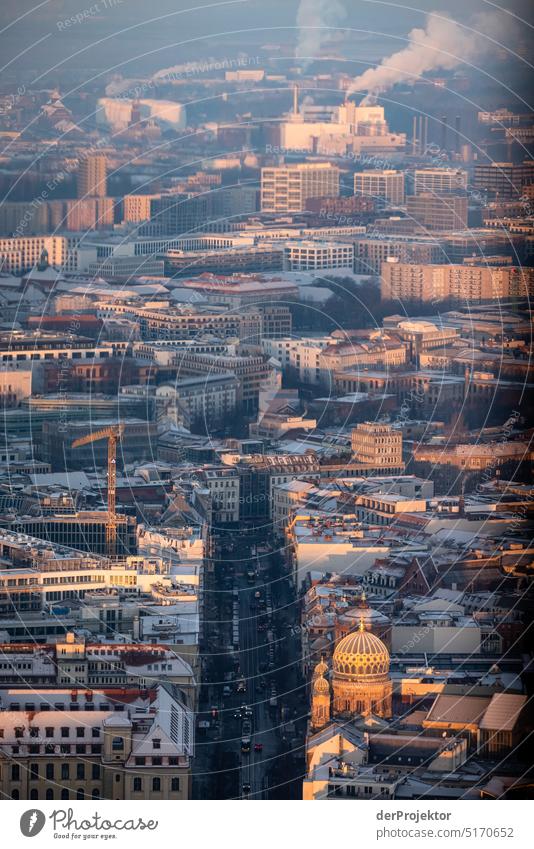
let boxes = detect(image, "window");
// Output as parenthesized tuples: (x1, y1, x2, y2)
(152, 778, 161, 792)
(61, 727, 69, 738)
(61, 764, 70, 780)
(171, 778, 180, 793)
(30, 763, 39, 781)
(46, 789, 54, 800)
(11, 765, 20, 781)
(152, 757, 162, 766)
(133, 777, 142, 792)
(76, 788, 84, 800)
(112, 736, 123, 751)
(76, 764, 85, 780)
(46, 764, 54, 780)
(11, 790, 19, 800)
(30, 789, 38, 800)
(61, 789, 69, 800)
(152, 738, 161, 750)
(91, 728, 100, 738)
(92, 789, 100, 799)
(45, 727, 54, 738)
(134, 757, 146, 766)
(92, 764, 100, 780)
(76, 727, 85, 738)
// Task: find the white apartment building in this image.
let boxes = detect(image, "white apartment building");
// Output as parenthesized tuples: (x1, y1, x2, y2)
(155, 374, 238, 428)
(200, 467, 240, 524)
(0, 235, 82, 274)
(272, 480, 317, 535)
(354, 170, 405, 205)
(261, 163, 340, 213)
(283, 240, 353, 272)
(261, 337, 332, 384)
(413, 168, 468, 195)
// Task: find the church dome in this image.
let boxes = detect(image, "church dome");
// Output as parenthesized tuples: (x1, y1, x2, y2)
(332, 622, 390, 681)
(313, 674, 330, 694)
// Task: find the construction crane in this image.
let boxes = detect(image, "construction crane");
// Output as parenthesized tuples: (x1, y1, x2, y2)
(72, 424, 124, 557)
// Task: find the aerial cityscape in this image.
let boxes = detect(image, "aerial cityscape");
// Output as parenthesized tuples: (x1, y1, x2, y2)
(0, 0, 533, 811)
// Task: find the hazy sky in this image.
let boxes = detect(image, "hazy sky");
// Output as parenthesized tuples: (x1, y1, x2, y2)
(0, 1, 531, 84)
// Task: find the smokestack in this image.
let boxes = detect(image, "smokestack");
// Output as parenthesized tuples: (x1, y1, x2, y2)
(441, 115, 448, 151)
(412, 116, 417, 155)
(423, 116, 429, 154)
(455, 115, 461, 153)
(293, 83, 299, 117)
(418, 116, 423, 155)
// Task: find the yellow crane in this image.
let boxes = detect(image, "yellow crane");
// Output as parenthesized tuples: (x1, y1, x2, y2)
(72, 424, 124, 557)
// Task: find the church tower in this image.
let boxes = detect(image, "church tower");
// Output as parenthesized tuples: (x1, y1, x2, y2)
(310, 658, 331, 731)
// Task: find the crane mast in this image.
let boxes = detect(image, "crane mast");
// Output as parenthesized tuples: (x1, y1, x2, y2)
(71, 425, 124, 557)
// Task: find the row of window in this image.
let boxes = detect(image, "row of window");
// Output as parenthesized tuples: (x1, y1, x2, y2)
(12, 788, 99, 800)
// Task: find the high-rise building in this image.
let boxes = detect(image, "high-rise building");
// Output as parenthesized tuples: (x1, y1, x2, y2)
(261, 162, 340, 213)
(354, 170, 405, 205)
(77, 154, 107, 199)
(351, 421, 403, 468)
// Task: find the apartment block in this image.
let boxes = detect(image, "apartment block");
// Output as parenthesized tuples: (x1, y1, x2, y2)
(354, 170, 405, 205)
(412, 168, 468, 195)
(0, 682, 193, 800)
(380, 259, 534, 302)
(351, 422, 403, 468)
(406, 193, 468, 231)
(283, 240, 353, 271)
(77, 154, 108, 199)
(261, 163, 340, 213)
(353, 237, 444, 274)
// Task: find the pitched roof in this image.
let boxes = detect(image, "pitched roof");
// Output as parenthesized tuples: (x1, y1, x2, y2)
(479, 693, 527, 732)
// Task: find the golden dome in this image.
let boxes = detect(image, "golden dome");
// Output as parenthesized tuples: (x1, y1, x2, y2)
(312, 657, 328, 679)
(332, 621, 390, 681)
(313, 674, 330, 694)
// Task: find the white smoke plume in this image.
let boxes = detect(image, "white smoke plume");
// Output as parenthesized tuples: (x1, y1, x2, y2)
(346, 11, 509, 100)
(295, 0, 346, 67)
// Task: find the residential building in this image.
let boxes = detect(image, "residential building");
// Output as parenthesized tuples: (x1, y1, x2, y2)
(380, 259, 534, 302)
(0, 682, 193, 800)
(351, 422, 403, 468)
(261, 163, 340, 213)
(406, 193, 468, 231)
(354, 170, 405, 205)
(412, 168, 468, 195)
(77, 154, 107, 199)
